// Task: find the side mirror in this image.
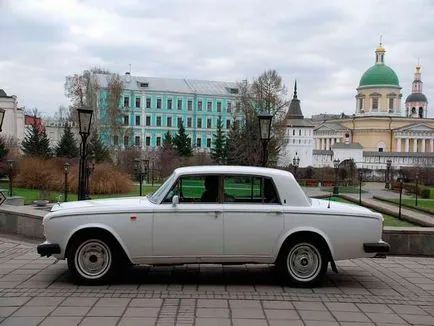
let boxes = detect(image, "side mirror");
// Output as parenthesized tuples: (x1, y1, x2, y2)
(172, 195, 179, 206)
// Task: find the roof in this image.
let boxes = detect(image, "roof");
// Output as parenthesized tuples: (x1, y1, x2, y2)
(285, 81, 304, 119)
(284, 119, 314, 127)
(314, 122, 347, 131)
(331, 143, 363, 149)
(359, 64, 400, 87)
(405, 93, 428, 103)
(173, 165, 292, 178)
(0, 89, 9, 97)
(95, 74, 239, 96)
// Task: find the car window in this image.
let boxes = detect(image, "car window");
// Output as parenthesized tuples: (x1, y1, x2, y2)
(223, 175, 279, 204)
(162, 175, 219, 203)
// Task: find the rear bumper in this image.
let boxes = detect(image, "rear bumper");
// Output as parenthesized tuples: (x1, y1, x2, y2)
(37, 242, 61, 257)
(363, 240, 390, 253)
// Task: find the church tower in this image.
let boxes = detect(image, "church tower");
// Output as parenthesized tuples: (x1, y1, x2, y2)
(405, 64, 428, 118)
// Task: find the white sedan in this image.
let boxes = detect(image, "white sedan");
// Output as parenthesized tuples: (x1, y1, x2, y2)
(37, 165, 389, 287)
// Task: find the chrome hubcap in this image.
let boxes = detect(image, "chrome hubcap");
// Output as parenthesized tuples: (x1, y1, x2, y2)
(75, 240, 111, 279)
(287, 243, 321, 282)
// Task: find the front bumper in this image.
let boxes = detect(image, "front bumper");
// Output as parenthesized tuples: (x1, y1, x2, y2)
(37, 242, 61, 257)
(363, 240, 390, 253)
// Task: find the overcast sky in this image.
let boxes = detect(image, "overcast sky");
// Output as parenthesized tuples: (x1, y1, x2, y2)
(1, 0, 433, 118)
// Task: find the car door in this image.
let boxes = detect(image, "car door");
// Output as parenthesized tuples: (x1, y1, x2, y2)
(223, 175, 284, 260)
(152, 175, 224, 263)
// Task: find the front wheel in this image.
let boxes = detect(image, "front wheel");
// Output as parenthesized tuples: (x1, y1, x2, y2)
(277, 239, 328, 287)
(67, 236, 119, 284)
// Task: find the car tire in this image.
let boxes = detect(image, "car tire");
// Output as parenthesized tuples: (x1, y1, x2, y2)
(67, 235, 119, 285)
(277, 238, 328, 287)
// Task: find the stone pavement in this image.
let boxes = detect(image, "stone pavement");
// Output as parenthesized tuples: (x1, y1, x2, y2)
(0, 236, 433, 325)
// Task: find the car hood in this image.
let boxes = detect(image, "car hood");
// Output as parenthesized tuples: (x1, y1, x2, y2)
(310, 198, 382, 219)
(50, 196, 151, 212)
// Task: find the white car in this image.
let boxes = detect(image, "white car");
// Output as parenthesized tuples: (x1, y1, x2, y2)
(37, 165, 389, 286)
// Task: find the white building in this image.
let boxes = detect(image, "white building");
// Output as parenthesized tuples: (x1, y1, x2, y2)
(0, 89, 24, 143)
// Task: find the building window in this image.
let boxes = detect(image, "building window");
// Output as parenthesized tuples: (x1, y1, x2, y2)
(293, 129, 295, 136)
(299, 129, 301, 136)
(177, 99, 182, 110)
(372, 97, 379, 111)
(146, 97, 151, 108)
(207, 138, 211, 148)
(197, 138, 202, 147)
(236, 102, 241, 113)
(123, 115, 129, 125)
(135, 115, 140, 126)
(135, 97, 141, 108)
(135, 136, 140, 146)
(217, 102, 222, 112)
(145, 136, 151, 146)
(226, 119, 231, 129)
(167, 99, 172, 110)
(188, 100, 192, 111)
(177, 117, 183, 126)
(358, 98, 364, 112)
(123, 96, 129, 108)
(207, 101, 212, 112)
(197, 118, 202, 128)
(124, 136, 129, 147)
(198, 101, 203, 111)
(113, 135, 118, 146)
(156, 116, 162, 126)
(227, 102, 232, 112)
(388, 98, 394, 110)
(156, 136, 161, 147)
(207, 118, 212, 129)
(187, 117, 192, 128)
(167, 116, 172, 127)
(157, 98, 162, 109)
(419, 107, 424, 118)
(146, 116, 151, 126)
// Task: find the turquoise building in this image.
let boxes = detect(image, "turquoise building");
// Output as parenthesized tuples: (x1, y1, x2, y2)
(96, 73, 242, 151)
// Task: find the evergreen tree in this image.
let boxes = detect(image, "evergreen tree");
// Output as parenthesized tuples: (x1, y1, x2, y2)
(0, 137, 8, 160)
(173, 120, 192, 157)
(163, 131, 173, 149)
(226, 119, 243, 165)
(55, 123, 79, 158)
(21, 118, 51, 157)
(211, 116, 227, 164)
(88, 131, 111, 163)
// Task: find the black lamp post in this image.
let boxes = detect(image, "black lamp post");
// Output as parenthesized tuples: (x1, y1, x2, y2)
(292, 153, 300, 179)
(398, 178, 403, 220)
(385, 159, 392, 189)
(77, 108, 93, 201)
(415, 172, 419, 207)
(134, 158, 148, 196)
(0, 108, 5, 132)
(257, 111, 273, 167)
(333, 159, 340, 195)
(85, 153, 96, 199)
(359, 171, 363, 205)
(63, 163, 70, 202)
(7, 160, 14, 197)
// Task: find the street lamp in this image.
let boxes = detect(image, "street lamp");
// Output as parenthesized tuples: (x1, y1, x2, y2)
(134, 158, 146, 196)
(77, 108, 93, 200)
(0, 108, 5, 132)
(257, 111, 273, 167)
(333, 159, 340, 195)
(398, 178, 403, 220)
(292, 153, 300, 179)
(385, 159, 392, 189)
(86, 153, 96, 199)
(7, 160, 14, 197)
(415, 172, 419, 207)
(358, 171, 363, 205)
(63, 163, 70, 202)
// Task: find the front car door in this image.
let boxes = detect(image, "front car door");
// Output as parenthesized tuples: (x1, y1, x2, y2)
(152, 174, 224, 264)
(222, 175, 284, 262)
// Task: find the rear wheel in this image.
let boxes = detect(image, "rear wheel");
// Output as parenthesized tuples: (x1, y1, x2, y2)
(277, 238, 328, 287)
(67, 236, 119, 284)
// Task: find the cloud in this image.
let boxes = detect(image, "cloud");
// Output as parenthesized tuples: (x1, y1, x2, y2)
(0, 0, 433, 118)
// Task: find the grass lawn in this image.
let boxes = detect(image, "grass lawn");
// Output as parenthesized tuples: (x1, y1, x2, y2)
(387, 198, 434, 212)
(329, 196, 416, 227)
(320, 186, 367, 194)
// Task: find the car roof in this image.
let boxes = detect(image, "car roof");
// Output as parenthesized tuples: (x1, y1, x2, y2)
(174, 165, 294, 179)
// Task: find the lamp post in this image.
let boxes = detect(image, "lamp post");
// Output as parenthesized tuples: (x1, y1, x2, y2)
(385, 159, 392, 189)
(85, 153, 96, 199)
(134, 158, 148, 196)
(7, 160, 14, 197)
(257, 111, 273, 167)
(63, 163, 70, 202)
(415, 172, 419, 207)
(358, 171, 363, 205)
(0, 108, 5, 132)
(333, 159, 340, 195)
(77, 108, 93, 201)
(292, 153, 300, 179)
(398, 178, 403, 220)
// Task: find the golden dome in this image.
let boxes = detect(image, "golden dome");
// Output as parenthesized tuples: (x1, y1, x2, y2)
(416, 63, 421, 71)
(375, 43, 385, 52)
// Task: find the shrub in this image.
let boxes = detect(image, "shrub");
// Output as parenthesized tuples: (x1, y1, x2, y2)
(420, 187, 431, 199)
(88, 163, 133, 195)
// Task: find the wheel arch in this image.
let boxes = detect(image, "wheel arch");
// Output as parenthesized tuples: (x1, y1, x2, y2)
(274, 227, 335, 263)
(65, 224, 132, 264)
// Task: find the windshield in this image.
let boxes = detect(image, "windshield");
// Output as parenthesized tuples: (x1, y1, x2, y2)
(149, 173, 177, 203)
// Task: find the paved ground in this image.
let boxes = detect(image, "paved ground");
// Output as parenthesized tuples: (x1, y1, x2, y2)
(0, 236, 433, 325)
